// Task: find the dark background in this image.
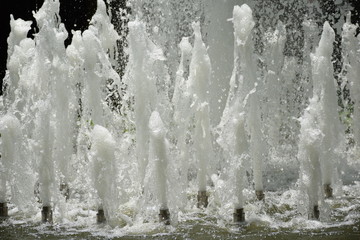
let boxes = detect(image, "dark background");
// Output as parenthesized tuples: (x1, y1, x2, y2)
(0, 0, 359, 96)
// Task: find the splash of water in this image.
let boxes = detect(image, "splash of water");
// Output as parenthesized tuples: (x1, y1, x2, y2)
(0, 0, 359, 236)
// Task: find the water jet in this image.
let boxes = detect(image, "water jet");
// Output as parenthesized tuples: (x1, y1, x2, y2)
(189, 21, 214, 209)
(90, 124, 118, 225)
(148, 111, 171, 223)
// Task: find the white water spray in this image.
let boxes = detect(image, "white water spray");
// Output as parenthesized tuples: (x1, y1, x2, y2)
(233, 4, 265, 199)
(90, 124, 118, 224)
(172, 37, 193, 208)
(188, 21, 213, 201)
(0, 115, 34, 209)
(298, 21, 346, 219)
(0, 0, 359, 234)
(148, 111, 170, 218)
(311, 21, 345, 196)
(126, 19, 170, 188)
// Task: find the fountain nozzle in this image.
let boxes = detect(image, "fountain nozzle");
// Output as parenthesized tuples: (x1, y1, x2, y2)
(324, 184, 333, 198)
(41, 206, 53, 223)
(97, 209, 106, 224)
(159, 209, 170, 225)
(197, 191, 208, 208)
(309, 205, 320, 220)
(255, 190, 265, 201)
(233, 208, 245, 223)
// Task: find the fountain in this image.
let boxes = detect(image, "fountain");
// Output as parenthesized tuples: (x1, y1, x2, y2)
(171, 36, 192, 208)
(0, 115, 21, 220)
(218, 4, 267, 203)
(126, 17, 172, 191)
(90, 124, 118, 224)
(231, 113, 248, 223)
(0, 0, 359, 238)
(188, 21, 213, 208)
(298, 21, 346, 218)
(148, 111, 171, 225)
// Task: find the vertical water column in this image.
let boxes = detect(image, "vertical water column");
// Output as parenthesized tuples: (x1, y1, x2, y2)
(124, 19, 165, 188)
(233, 112, 249, 223)
(81, 30, 105, 126)
(217, 4, 254, 221)
(90, 125, 118, 224)
(298, 21, 345, 220)
(0, 115, 21, 219)
(35, 101, 55, 223)
(80, 1, 119, 127)
(0, 129, 7, 219)
(311, 21, 345, 198)
(51, 13, 73, 201)
(298, 97, 323, 220)
(172, 37, 192, 208)
(66, 31, 89, 193)
(173, 37, 192, 144)
(0, 114, 35, 215)
(233, 4, 265, 200)
(32, 0, 65, 223)
(91, 0, 120, 66)
(188, 22, 213, 208)
(87, 0, 121, 101)
(4, 15, 37, 147)
(126, 20, 157, 189)
(149, 111, 171, 225)
(76, 1, 121, 204)
(1, 16, 37, 217)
